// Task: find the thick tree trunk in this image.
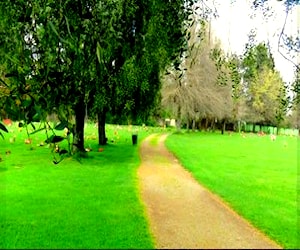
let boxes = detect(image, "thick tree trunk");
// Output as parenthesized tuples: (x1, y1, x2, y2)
(73, 99, 86, 152)
(98, 110, 107, 145)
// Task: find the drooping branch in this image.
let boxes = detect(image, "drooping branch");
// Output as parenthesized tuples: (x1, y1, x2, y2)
(277, 4, 299, 71)
(251, 0, 299, 71)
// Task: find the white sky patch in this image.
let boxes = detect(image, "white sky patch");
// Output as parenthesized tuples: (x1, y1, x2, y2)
(210, 0, 299, 83)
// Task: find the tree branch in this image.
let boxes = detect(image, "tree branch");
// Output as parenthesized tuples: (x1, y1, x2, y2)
(277, 5, 299, 71)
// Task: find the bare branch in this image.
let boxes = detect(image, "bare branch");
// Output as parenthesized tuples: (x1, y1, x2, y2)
(277, 5, 299, 71)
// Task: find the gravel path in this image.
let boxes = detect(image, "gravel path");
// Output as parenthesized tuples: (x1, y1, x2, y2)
(137, 133, 282, 249)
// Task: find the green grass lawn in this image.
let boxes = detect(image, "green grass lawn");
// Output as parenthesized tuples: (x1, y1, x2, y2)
(166, 131, 299, 249)
(0, 122, 166, 249)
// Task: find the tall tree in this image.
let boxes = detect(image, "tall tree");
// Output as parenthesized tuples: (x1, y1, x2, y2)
(161, 21, 233, 131)
(241, 43, 281, 128)
(90, 0, 189, 144)
(242, 43, 275, 82)
(247, 65, 286, 126)
(0, 0, 191, 151)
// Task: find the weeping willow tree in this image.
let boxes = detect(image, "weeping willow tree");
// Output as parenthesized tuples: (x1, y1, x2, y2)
(161, 21, 233, 131)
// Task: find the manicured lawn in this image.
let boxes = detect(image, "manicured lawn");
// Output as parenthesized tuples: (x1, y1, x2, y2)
(0, 122, 164, 249)
(166, 131, 299, 249)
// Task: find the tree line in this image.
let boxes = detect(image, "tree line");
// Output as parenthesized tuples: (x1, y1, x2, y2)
(161, 20, 299, 134)
(0, 0, 299, 157)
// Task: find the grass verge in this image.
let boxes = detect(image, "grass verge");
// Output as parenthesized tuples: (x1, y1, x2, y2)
(0, 123, 165, 249)
(165, 131, 298, 249)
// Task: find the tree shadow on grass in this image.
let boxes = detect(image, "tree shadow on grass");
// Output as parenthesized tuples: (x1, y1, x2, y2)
(82, 141, 137, 167)
(0, 167, 7, 172)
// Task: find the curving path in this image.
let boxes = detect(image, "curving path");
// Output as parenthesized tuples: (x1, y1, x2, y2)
(137, 133, 282, 249)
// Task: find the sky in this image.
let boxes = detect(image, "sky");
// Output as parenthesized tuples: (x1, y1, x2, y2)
(209, 0, 299, 83)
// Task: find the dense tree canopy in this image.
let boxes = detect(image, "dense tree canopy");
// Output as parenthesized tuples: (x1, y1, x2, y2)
(240, 43, 287, 128)
(0, 0, 193, 151)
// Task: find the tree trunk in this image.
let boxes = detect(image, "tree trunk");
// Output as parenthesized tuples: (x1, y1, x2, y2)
(176, 119, 181, 131)
(205, 118, 209, 131)
(198, 120, 202, 132)
(211, 119, 215, 132)
(237, 120, 241, 133)
(186, 119, 190, 131)
(192, 120, 196, 132)
(98, 110, 107, 145)
(221, 119, 226, 135)
(73, 99, 86, 152)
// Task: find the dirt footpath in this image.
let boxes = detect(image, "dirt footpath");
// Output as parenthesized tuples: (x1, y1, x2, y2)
(137, 133, 281, 249)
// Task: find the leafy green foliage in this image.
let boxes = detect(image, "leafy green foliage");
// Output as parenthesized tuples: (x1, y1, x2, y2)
(45, 135, 65, 144)
(0, 0, 192, 151)
(241, 43, 287, 126)
(249, 66, 285, 123)
(54, 121, 69, 131)
(0, 123, 8, 133)
(242, 43, 275, 81)
(227, 55, 242, 100)
(0, 122, 8, 140)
